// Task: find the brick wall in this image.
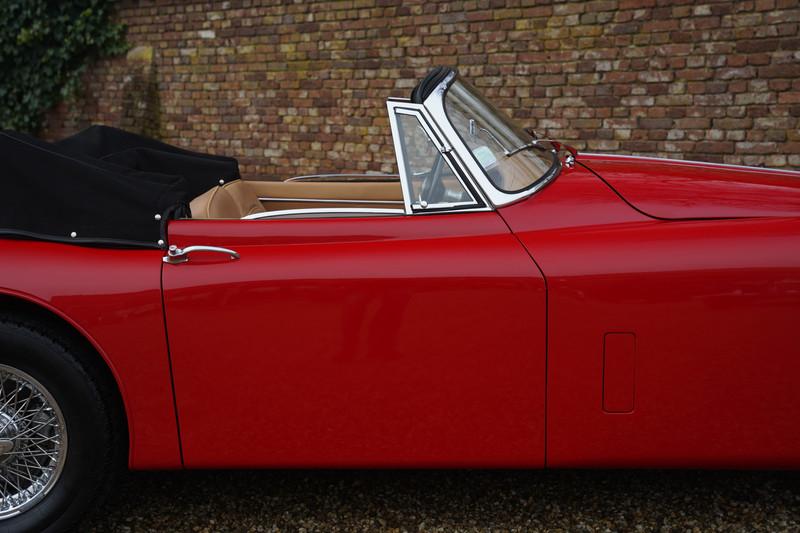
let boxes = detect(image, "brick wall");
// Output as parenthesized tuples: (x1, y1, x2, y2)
(43, 0, 800, 180)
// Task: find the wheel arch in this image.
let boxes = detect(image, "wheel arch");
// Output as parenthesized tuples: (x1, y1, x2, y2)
(0, 289, 130, 459)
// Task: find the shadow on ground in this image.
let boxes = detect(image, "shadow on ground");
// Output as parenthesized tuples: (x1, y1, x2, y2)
(81, 469, 800, 531)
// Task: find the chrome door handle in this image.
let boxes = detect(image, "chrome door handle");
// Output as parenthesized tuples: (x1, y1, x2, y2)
(163, 245, 240, 264)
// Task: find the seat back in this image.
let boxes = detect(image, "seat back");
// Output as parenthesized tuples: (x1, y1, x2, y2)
(189, 179, 265, 219)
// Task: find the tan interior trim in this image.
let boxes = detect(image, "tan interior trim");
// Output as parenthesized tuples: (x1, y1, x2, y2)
(247, 180, 404, 212)
(248, 180, 403, 200)
(189, 179, 407, 218)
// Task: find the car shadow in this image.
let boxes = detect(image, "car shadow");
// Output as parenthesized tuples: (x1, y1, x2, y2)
(80, 469, 800, 531)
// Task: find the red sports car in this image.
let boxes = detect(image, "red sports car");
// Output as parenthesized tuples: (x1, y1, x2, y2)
(0, 67, 798, 531)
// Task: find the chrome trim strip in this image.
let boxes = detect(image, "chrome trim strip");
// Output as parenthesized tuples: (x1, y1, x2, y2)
(243, 207, 405, 220)
(285, 173, 400, 182)
(413, 205, 492, 215)
(579, 152, 800, 174)
(258, 197, 404, 205)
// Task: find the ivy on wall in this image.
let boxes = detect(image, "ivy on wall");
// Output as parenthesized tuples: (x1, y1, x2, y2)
(0, 0, 128, 134)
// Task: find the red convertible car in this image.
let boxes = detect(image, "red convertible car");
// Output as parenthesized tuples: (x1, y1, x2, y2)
(0, 66, 798, 531)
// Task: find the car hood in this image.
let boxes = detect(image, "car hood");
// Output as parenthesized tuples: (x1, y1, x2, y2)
(580, 154, 800, 219)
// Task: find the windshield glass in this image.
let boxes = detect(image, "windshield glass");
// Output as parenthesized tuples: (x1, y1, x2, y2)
(444, 78, 555, 193)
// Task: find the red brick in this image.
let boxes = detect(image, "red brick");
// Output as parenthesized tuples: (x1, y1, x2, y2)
(639, 118, 674, 129)
(736, 39, 780, 53)
(696, 141, 735, 153)
(39, 0, 800, 174)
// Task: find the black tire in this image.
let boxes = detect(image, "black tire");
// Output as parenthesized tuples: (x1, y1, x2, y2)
(0, 317, 123, 533)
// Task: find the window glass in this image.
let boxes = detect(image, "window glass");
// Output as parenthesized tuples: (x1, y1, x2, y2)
(445, 79, 555, 193)
(395, 112, 473, 209)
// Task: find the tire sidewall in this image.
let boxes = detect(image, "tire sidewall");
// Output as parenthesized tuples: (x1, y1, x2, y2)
(0, 321, 111, 533)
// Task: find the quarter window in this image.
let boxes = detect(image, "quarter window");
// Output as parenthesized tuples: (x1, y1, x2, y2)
(393, 111, 476, 211)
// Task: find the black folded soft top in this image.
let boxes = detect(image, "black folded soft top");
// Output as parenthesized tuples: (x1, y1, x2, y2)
(0, 126, 239, 248)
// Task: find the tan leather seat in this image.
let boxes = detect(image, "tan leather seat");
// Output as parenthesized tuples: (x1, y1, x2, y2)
(223, 180, 265, 217)
(190, 180, 266, 219)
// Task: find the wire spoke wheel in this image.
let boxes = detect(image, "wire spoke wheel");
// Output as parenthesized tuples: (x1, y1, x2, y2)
(0, 363, 67, 520)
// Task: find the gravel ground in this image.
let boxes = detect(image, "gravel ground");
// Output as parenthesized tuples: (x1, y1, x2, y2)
(80, 469, 800, 532)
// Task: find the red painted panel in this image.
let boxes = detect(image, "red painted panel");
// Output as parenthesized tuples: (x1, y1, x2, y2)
(0, 240, 182, 469)
(163, 212, 547, 468)
(581, 154, 800, 219)
(501, 166, 800, 468)
(603, 333, 635, 413)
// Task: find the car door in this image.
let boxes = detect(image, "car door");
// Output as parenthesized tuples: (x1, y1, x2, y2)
(161, 103, 547, 468)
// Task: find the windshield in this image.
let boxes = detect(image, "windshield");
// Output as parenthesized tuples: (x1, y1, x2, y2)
(444, 78, 556, 193)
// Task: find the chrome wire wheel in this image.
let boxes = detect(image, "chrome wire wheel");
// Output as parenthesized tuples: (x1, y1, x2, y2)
(0, 363, 67, 520)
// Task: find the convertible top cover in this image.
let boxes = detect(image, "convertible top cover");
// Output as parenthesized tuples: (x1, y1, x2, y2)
(0, 126, 239, 248)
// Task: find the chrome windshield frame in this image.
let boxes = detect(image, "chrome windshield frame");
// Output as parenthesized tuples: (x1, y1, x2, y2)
(420, 70, 561, 207)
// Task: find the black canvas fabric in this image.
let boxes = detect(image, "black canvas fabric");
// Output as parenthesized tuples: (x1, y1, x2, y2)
(101, 148, 237, 200)
(0, 126, 239, 248)
(56, 125, 237, 164)
(57, 126, 240, 199)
